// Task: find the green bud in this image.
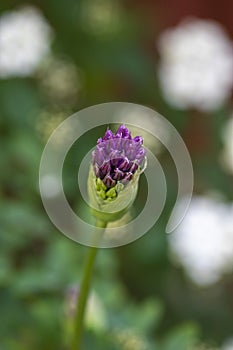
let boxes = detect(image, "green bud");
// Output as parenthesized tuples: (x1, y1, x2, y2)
(87, 165, 141, 223)
(106, 188, 117, 198)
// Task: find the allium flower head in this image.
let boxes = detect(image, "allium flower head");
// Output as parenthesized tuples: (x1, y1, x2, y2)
(88, 125, 146, 221)
(92, 124, 146, 189)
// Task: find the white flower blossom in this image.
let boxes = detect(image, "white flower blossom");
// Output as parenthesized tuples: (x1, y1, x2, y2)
(0, 6, 53, 78)
(158, 18, 233, 111)
(221, 117, 233, 174)
(168, 196, 233, 286)
(221, 338, 233, 350)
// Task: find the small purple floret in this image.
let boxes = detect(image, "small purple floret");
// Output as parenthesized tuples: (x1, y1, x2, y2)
(103, 174, 116, 188)
(92, 124, 146, 188)
(112, 168, 124, 181)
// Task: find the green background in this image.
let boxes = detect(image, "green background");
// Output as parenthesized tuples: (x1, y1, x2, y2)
(0, 0, 233, 349)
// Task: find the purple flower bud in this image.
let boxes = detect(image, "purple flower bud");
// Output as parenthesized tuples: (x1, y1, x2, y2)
(103, 173, 116, 188)
(92, 124, 146, 189)
(109, 150, 121, 167)
(116, 124, 132, 139)
(125, 143, 137, 160)
(111, 136, 121, 150)
(136, 148, 146, 164)
(129, 162, 139, 174)
(118, 157, 130, 171)
(99, 161, 111, 178)
(112, 168, 124, 180)
(133, 135, 143, 145)
(93, 146, 105, 165)
(103, 129, 114, 141)
(103, 138, 114, 155)
(120, 137, 127, 150)
(121, 172, 133, 184)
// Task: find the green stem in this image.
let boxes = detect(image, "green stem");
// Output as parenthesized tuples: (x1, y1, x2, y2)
(71, 219, 107, 350)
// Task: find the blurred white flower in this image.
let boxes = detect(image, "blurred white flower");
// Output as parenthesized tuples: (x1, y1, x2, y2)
(0, 6, 53, 78)
(221, 117, 233, 174)
(38, 57, 81, 106)
(221, 338, 233, 350)
(168, 196, 233, 286)
(158, 18, 233, 111)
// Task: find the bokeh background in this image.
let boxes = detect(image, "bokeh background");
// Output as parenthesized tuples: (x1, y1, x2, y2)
(0, 0, 233, 349)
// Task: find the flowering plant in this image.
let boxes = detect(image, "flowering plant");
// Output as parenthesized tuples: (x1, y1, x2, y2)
(72, 124, 146, 349)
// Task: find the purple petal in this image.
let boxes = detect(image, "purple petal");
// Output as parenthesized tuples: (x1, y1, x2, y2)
(136, 148, 146, 157)
(103, 129, 114, 141)
(121, 172, 133, 184)
(120, 138, 129, 151)
(118, 157, 130, 171)
(109, 150, 121, 167)
(133, 136, 143, 145)
(129, 162, 139, 174)
(103, 174, 116, 188)
(125, 143, 137, 160)
(111, 136, 121, 149)
(136, 148, 146, 164)
(99, 161, 111, 178)
(116, 124, 131, 139)
(103, 138, 115, 155)
(112, 168, 124, 181)
(93, 125, 146, 184)
(94, 147, 106, 165)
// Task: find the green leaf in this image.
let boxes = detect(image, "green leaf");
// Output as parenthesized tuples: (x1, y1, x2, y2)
(162, 323, 200, 350)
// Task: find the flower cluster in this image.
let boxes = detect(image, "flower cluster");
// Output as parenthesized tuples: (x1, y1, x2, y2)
(157, 18, 233, 111)
(92, 124, 146, 191)
(0, 6, 52, 78)
(168, 195, 233, 286)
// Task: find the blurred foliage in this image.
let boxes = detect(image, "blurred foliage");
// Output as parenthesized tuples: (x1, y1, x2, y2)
(0, 0, 233, 349)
